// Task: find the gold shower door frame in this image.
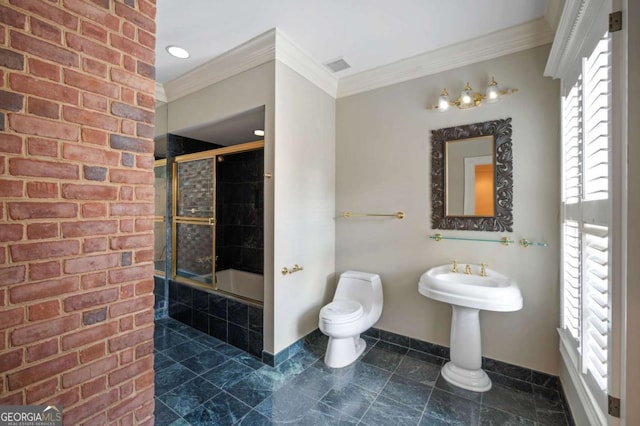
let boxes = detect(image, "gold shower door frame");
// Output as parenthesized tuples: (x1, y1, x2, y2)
(170, 140, 265, 290)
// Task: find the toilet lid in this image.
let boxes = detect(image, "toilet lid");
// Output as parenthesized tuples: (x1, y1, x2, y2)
(320, 300, 363, 323)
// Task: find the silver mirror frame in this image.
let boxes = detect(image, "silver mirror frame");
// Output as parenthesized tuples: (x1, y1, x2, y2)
(431, 118, 513, 232)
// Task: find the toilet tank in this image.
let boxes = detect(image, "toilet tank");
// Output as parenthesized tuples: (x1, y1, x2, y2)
(334, 271, 383, 313)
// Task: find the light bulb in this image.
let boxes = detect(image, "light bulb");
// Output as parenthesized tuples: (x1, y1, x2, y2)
(437, 89, 449, 111)
(460, 83, 473, 107)
(485, 77, 500, 103)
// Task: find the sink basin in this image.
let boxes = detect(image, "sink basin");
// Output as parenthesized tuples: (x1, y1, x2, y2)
(419, 264, 522, 312)
(418, 264, 523, 392)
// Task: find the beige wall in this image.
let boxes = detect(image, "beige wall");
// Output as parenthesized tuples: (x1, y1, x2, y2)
(336, 45, 562, 374)
(273, 62, 336, 353)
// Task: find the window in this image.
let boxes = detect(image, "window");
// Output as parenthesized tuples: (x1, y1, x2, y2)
(560, 33, 611, 412)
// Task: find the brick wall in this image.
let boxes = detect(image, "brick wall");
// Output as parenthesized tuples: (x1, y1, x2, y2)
(0, 1, 156, 424)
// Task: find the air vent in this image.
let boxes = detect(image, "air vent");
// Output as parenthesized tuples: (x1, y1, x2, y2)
(324, 58, 351, 73)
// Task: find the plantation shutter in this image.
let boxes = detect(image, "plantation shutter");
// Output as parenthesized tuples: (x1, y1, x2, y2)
(560, 33, 611, 411)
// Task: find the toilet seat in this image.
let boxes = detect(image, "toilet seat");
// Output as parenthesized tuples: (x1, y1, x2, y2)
(320, 300, 363, 324)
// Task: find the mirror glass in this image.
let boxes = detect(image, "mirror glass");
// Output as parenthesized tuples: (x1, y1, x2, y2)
(445, 136, 494, 217)
(431, 118, 513, 232)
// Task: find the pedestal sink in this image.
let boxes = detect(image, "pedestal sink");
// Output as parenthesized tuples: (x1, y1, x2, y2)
(418, 264, 522, 392)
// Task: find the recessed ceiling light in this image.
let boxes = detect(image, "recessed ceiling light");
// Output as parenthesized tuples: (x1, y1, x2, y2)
(254, 129, 265, 137)
(166, 45, 190, 59)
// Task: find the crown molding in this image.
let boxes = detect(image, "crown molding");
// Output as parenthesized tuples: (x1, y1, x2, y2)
(545, 0, 566, 32)
(274, 29, 338, 98)
(162, 30, 276, 102)
(544, 0, 610, 88)
(155, 83, 167, 105)
(337, 18, 555, 98)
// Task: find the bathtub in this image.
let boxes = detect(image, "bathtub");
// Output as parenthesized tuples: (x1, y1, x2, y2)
(216, 269, 263, 303)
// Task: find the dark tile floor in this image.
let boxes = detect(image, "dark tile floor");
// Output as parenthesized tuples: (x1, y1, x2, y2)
(154, 318, 573, 425)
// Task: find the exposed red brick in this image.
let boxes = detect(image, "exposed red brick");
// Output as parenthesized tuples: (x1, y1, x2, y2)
(134, 249, 153, 264)
(0, 89, 24, 111)
(108, 355, 152, 387)
(120, 381, 134, 401)
(81, 127, 107, 145)
(134, 187, 154, 202)
(30, 16, 62, 44)
(83, 165, 108, 181)
(119, 283, 134, 300)
(26, 222, 58, 240)
(64, 68, 119, 99)
(9, 276, 78, 303)
(10, 73, 78, 104)
(27, 137, 59, 157)
(0, 133, 23, 153)
(123, 55, 136, 73)
(0, 265, 26, 286)
(0, 306, 24, 329)
(109, 134, 153, 154)
(8, 114, 78, 141)
(120, 186, 134, 201)
(110, 234, 153, 250)
(28, 97, 60, 119)
(110, 67, 154, 94)
(122, 21, 135, 40)
(62, 354, 117, 388)
(63, 252, 119, 274)
(114, 2, 154, 32)
(81, 202, 107, 218)
(29, 260, 61, 280)
(63, 287, 118, 312)
(28, 300, 60, 321)
(8, 352, 77, 390)
(79, 342, 104, 363)
(134, 218, 153, 232)
(83, 306, 107, 325)
(61, 321, 117, 351)
(82, 57, 107, 78)
(109, 294, 153, 318)
(57, 388, 119, 426)
(61, 220, 117, 238)
(138, 0, 156, 20)
(26, 181, 59, 198)
(136, 155, 154, 170)
(108, 386, 153, 422)
(83, 237, 108, 254)
(110, 169, 153, 185)
(66, 32, 120, 65)
(26, 338, 58, 362)
(81, 376, 106, 398)
(122, 119, 135, 136)
(134, 369, 153, 391)
(136, 94, 154, 110)
(0, 391, 23, 405)
(80, 271, 106, 289)
(62, 183, 118, 200)
(81, 413, 107, 426)
(11, 315, 79, 346)
(81, 19, 107, 43)
(0, 179, 23, 198)
(62, 105, 119, 131)
(8, 201, 77, 220)
(0, 349, 23, 373)
(137, 30, 154, 50)
(11, 30, 78, 67)
(110, 203, 153, 217)
(0, 47, 24, 71)
(10, 239, 80, 262)
(41, 387, 79, 411)
(10, 158, 78, 180)
(62, 0, 119, 31)
(134, 309, 153, 327)
(120, 347, 134, 364)
(0, 4, 26, 29)
(0, 248, 6, 265)
(108, 326, 153, 354)
(134, 340, 153, 360)
(25, 377, 57, 404)
(82, 92, 107, 112)
(28, 58, 60, 81)
(10, 0, 79, 30)
(112, 101, 153, 124)
(62, 142, 119, 166)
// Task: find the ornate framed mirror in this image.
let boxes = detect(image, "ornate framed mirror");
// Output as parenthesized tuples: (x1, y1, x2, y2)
(431, 118, 513, 231)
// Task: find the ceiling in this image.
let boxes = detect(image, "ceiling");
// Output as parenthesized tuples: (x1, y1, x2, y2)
(155, 0, 550, 84)
(155, 0, 555, 148)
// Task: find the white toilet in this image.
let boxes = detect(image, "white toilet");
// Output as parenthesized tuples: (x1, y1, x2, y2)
(318, 271, 383, 368)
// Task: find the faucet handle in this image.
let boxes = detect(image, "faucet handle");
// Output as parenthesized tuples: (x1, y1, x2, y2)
(464, 264, 472, 275)
(451, 259, 459, 273)
(480, 263, 488, 277)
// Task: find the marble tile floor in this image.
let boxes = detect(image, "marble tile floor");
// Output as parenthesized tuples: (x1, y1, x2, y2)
(154, 317, 573, 425)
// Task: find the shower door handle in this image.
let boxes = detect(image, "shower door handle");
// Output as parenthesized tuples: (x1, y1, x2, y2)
(208, 218, 216, 226)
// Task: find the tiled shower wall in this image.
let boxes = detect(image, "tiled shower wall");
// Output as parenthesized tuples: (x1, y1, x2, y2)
(167, 281, 264, 359)
(216, 150, 264, 274)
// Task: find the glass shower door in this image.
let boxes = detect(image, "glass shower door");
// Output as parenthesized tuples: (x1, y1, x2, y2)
(172, 154, 216, 286)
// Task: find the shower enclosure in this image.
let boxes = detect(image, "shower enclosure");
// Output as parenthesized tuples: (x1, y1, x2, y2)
(171, 141, 264, 304)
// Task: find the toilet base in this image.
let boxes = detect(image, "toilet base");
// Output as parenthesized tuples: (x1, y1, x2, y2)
(324, 335, 366, 368)
(441, 361, 492, 392)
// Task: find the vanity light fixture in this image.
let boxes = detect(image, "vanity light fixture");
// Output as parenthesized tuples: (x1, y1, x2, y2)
(166, 45, 190, 59)
(429, 77, 517, 111)
(253, 129, 265, 137)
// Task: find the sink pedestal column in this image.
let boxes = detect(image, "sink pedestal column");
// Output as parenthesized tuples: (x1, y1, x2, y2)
(441, 305, 492, 392)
